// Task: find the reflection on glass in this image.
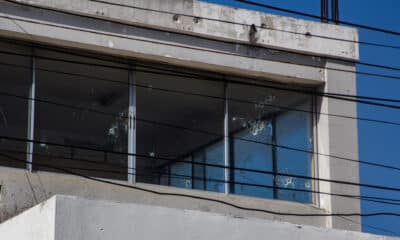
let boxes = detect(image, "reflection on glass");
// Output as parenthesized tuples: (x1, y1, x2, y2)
(0, 41, 315, 203)
(192, 152, 206, 190)
(0, 42, 31, 168)
(205, 141, 225, 193)
(135, 67, 225, 192)
(276, 103, 312, 203)
(233, 129, 273, 198)
(170, 160, 192, 189)
(229, 83, 312, 202)
(33, 49, 129, 180)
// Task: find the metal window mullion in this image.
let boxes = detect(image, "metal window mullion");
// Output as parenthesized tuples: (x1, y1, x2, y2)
(223, 83, 230, 194)
(320, 0, 329, 23)
(202, 151, 206, 190)
(312, 94, 320, 206)
(26, 54, 36, 172)
(191, 154, 195, 190)
(128, 68, 136, 184)
(229, 136, 235, 194)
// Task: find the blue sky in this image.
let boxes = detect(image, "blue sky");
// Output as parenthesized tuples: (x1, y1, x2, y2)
(201, 0, 400, 236)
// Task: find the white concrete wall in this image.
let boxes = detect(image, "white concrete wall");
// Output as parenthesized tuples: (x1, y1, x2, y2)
(0, 196, 55, 240)
(0, 195, 396, 240)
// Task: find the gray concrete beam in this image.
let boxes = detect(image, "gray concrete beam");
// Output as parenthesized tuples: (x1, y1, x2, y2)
(2, 0, 359, 60)
(0, 1, 326, 85)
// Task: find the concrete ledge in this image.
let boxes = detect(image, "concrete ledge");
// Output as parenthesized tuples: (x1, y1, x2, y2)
(0, 166, 328, 228)
(2, 0, 358, 60)
(0, 195, 396, 240)
(0, 0, 326, 85)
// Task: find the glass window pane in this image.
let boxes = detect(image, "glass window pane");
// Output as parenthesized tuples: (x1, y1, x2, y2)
(205, 140, 225, 192)
(233, 131, 273, 199)
(229, 83, 276, 198)
(229, 82, 313, 202)
(33, 49, 130, 180)
(170, 158, 192, 189)
(0, 42, 31, 168)
(276, 101, 313, 203)
(193, 152, 205, 190)
(135, 67, 225, 193)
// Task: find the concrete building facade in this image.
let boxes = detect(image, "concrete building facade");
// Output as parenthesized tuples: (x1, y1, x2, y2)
(0, 195, 397, 240)
(0, 0, 365, 236)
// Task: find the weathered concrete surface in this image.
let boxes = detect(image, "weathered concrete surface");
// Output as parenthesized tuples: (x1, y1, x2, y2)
(0, 196, 55, 240)
(0, 166, 328, 228)
(0, 0, 328, 85)
(316, 60, 360, 230)
(0, 195, 396, 240)
(0, 0, 361, 233)
(0, 0, 358, 60)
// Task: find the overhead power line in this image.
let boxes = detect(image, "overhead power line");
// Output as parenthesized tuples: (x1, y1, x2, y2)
(0, 49, 400, 174)
(86, 0, 400, 51)
(1, 41, 400, 108)
(3, 0, 400, 75)
(3, 89, 400, 175)
(1, 151, 400, 218)
(73, 1, 400, 71)
(1, 58, 400, 128)
(3, 135, 400, 194)
(235, 0, 400, 37)
(0, 21, 400, 105)
(338, 216, 400, 236)
(3, 148, 400, 206)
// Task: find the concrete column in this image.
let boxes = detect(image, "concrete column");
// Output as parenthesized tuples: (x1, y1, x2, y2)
(317, 59, 360, 230)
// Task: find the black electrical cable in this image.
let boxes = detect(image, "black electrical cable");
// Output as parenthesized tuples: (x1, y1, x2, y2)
(1, 49, 400, 174)
(89, 0, 400, 71)
(2, 89, 400, 175)
(3, 135, 400, 194)
(338, 216, 399, 236)
(2, 43, 400, 107)
(87, 0, 400, 51)
(3, 147, 400, 206)
(1, 36, 400, 107)
(2, 2, 400, 79)
(235, 0, 400, 37)
(1, 152, 400, 218)
(0, 24, 396, 191)
(1, 59, 400, 128)
(0, 0, 400, 225)
(4, 0, 400, 53)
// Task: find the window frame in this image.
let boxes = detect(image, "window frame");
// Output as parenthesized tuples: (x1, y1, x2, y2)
(1, 40, 317, 206)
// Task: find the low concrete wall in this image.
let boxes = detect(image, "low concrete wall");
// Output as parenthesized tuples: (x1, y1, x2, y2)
(0, 195, 396, 240)
(0, 166, 328, 228)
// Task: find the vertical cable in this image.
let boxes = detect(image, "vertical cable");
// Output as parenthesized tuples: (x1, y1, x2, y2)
(320, 0, 329, 23)
(312, 93, 320, 207)
(332, 0, 339, 24)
